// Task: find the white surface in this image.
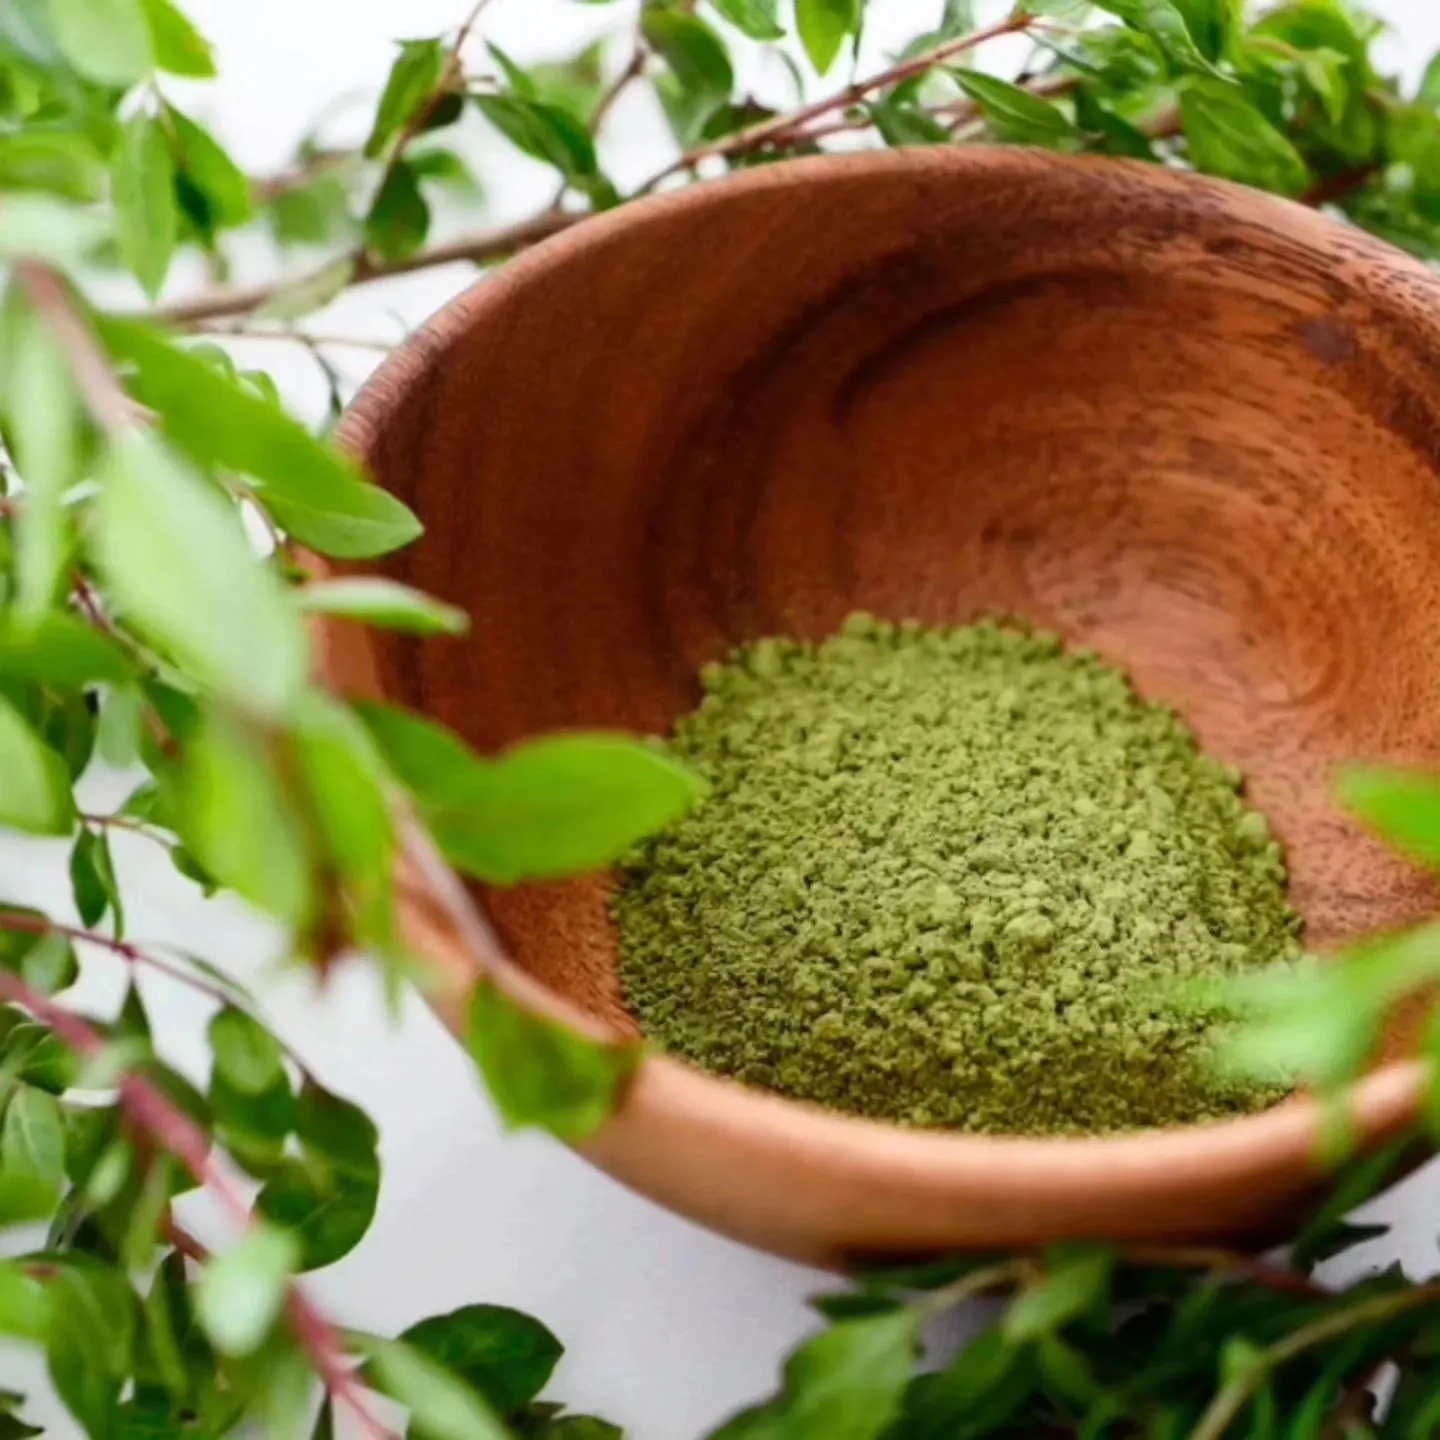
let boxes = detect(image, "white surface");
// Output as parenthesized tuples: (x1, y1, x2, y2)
(8, 2, 1440, 1435)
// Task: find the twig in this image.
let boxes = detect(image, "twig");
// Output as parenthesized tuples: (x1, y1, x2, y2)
(1187, 1283, 1440, 1440)
(18, 265, 137, 434)
(592, 43, 648, 134)
(0, 970, 396, 1440)
(1121, 1245, 1329, 1300)
(150, 210, 579, 326)
(194, 327, 396, 353)
(636, 9, 1034, 191)
(1303, 163, 1381, 209)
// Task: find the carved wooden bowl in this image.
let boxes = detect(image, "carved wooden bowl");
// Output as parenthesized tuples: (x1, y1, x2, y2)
(325, 150, 1439, 1266)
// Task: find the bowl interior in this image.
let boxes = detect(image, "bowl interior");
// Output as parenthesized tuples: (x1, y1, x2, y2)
(341, 151, 1440, 1063)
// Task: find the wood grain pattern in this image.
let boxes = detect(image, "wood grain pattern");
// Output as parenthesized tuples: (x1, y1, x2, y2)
(325, 150, 1439, 1263)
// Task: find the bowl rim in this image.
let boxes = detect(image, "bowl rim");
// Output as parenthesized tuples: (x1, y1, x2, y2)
(325, 146, 1429, 1199)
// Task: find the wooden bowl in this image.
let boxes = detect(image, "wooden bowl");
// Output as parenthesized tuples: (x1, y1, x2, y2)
(325, 149, 1440, 1267)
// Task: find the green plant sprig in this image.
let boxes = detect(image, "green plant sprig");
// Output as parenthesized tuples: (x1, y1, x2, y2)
(1, 0, 1440, 1436)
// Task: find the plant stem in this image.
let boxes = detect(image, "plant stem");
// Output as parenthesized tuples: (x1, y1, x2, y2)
(1187, 1284, 1440, 1440)
(636, 9, 1034, 191)
(150, 209, 578, 326)
(0, 969, 396, 1440)
(1120, 1245, 1329, 1300)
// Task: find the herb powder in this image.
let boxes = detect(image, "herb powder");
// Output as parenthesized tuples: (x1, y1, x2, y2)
(614, 615, 1299, 1135)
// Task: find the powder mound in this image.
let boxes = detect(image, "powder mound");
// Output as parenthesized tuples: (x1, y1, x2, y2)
(614, 614, 1300, 1136)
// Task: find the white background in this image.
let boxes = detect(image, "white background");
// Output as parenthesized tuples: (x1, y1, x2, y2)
(8, 2, 1440, 1435)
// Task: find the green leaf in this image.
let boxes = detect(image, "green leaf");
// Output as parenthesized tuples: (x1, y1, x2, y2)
(141, 0, 213, 75)
(209, 1006, 285, 1095)
(20, 931, 79, 995)
(112, 113, 176, 297)
(1096, 0, 1215, 71)
(0, 1261, 48, 1340)
(353, 701, 487, 795)
(97, 319, 421, 560)
(0, 1171, 60, 1224)
(167, 107, 252, 230)
(642, 10, 733, 98)
(1339, 765, 1440, 869)
(1291, 1132, 1412, 1270)
(252, 1080, 379, 1270)
(0, 695, 75, 835)
(427, 734, 706, 885)
(46, 1265, 135, 1440)
(716, 1308, 921, 1440)
(869, 100, 951, 147)
(473, 95, 598, 179)
(1, 1086, 65, 1196)
(47, 0, 154, 86)
(1075, 87, 1158, 159)
(4, 310, 80, 621)
(708, 0, 783, 40)
(0, 194, 109, 266)
(794, 0, 860, 75)
(254, 1156, 378, 1272)
(178, 712, 315, 926)
(71, 828, 121, 933)
(298, 578, 468, 636)
(1179, 77, 1310, 195)
(211, 1068, 294, 1177)
(466, 983, 637, 1142)
(401, 1306, 564, 1417)
(92, 429, 310, 721)
(0, 613, 131, 686)
(365, 1337, 510, 1440)
(366, 38, 449, 158)
(195, 1223, 298, 1357)
(0, 130, 105, 201)
(364, 159, 430, 263)
(1002, 1249, 1113, 1343)
(954, 71, 1076, 144)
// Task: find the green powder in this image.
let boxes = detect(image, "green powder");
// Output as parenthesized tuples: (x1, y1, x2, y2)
(614, 614, 1301, 1135)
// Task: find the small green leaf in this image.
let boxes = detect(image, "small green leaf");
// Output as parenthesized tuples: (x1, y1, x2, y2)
(1, 1086, 65, 1195)
(365, 159, 430, 262)
(97, 319, 421, 560)
(0, 195, 109, 266)
(0, 613, 132, 686)
(0, 695, 75, 836)
(1097, 0, 1215, 71)
(178, 713, 315, 926)
(365, 1336, 510, 1440)
(112, 113, 176, 297)
(254, 1153, 379, 1272)
(140, 0, 214, 76)
(429, 734, 706, 885)
(208, 1006, 285, 1095)
(709, 0, 783, 40)
(1341, 767, 1440, 867)
(92, 429, 310, 721)
(47, 0, 154, 85)
(211, 1068, 294, 1178)
(1180, 77, 1310, 195)
(46, 1266, 135, 1440)
(794, 0, 860, 75)
(353, 701, 487, 795)
(256, 256, 357, 321)
(167, 107, 252, 230)
(869, 100, 951, 147)
(954, 71, 1076, 145)
(195, 1223, 298, 1357)
(0, 130, 105, 201)
(642, 9, 734, 98)
(20, 931, 79, 995)
(70, 828, 121, 933)
(1075, 87, 1158, 159)
(401, 1306, 564, 1417)
(1002, 1249, 1113, 1344)
(367, 38, 449, 159)
(0, 1262, 48, 1340)
(467, 983, 637, 1142)
(715, 1308, 922, 1440)
(473, 95, 598, 178)
(298, 578, 468, 636)
(0, 1171, 60, 1225)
